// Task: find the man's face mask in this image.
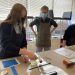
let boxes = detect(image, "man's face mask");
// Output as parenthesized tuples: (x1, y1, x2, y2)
(40, 12, 48, 19)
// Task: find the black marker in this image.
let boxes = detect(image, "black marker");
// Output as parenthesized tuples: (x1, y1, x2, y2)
(29, 62, 51, 70)
(49, 71, 57, 75)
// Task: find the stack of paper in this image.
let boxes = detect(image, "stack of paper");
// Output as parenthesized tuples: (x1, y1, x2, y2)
(54, 48, 75, 59)
(66, 45, 75, 51)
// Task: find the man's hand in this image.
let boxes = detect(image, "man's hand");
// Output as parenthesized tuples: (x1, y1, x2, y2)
(51, 27, 56, 33)
(31, 27, 37, 37)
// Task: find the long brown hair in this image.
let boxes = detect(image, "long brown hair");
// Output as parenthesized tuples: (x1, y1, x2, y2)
(4, 3, 27, 26)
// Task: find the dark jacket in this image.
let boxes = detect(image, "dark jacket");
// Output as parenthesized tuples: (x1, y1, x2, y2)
(63, 24, 75, 46)
(0, 22, 27, 58)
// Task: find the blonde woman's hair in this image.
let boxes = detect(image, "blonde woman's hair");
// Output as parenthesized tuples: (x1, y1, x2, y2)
(5, 3, 27, 25)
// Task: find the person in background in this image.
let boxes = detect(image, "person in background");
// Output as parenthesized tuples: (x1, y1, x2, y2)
(30, 5, 58, 52)
(63, 24, 75, 47)
(0, 3, 37, 60)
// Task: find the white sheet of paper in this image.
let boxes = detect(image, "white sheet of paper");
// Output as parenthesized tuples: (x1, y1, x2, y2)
(54, 48, 75, 59)
(41, 65, 68, 75)
(29, 53, 68, 75)
(70, 58, 75, 62)
(38, 59, 68, 75)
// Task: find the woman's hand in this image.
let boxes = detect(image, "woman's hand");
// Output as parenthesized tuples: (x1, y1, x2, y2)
(19, 48, 37, 60)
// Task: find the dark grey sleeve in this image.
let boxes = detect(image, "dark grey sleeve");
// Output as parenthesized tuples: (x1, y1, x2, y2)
(29, 19, 38, 27)
(50, 19, 58, 27)
(63, 27, 70, 40)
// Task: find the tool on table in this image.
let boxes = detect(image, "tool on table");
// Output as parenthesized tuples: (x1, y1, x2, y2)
(29, 62, 51, 70)
(63, 60, 75, 68)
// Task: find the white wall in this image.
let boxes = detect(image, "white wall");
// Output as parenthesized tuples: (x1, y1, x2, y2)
(54, 0, 72, 17)
(28, 0, 53, 16)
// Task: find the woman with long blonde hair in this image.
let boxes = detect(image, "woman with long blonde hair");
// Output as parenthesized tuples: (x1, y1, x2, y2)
(0, 3, 37, 60)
